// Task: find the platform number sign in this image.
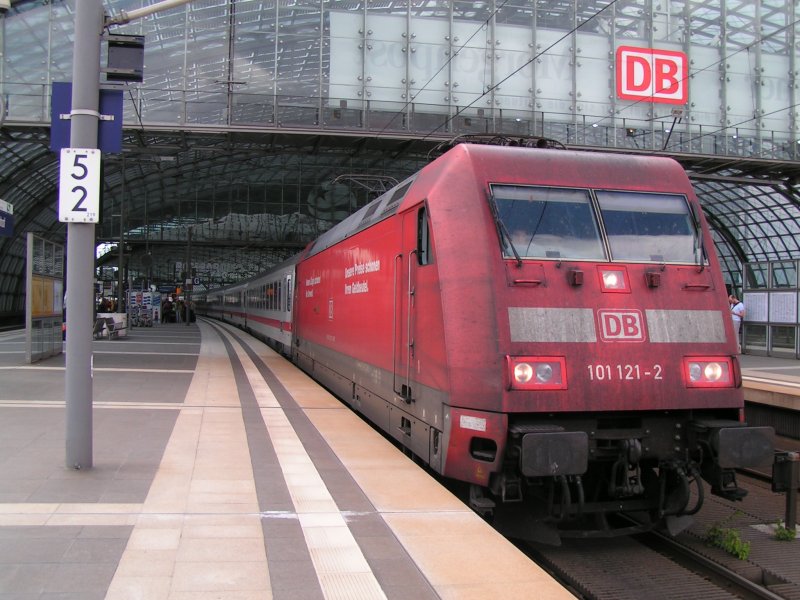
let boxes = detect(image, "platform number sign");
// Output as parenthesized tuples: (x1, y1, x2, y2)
(58, 148, 101, 223)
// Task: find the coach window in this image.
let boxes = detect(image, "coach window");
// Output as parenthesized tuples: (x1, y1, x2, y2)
(417, 205, 433, 265)
(596, 191, 698, 264)
(491, 185, 605, 261)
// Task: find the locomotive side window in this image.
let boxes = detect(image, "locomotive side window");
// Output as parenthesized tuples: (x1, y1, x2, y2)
(596, 191, 699, 263)
(417, 205, 433, 265)
(491, 185, 606, 261)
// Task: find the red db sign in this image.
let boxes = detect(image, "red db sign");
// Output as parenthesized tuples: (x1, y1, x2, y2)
(616, 46, 688, 105)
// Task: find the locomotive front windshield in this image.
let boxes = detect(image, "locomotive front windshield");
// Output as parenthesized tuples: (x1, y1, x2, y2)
(492, 186, 605, 260)
(596, 191, 698, 263)
(491, 185, 700, 264)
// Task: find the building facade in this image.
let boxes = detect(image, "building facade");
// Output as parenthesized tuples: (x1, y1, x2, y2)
(2, 0, 797, 158)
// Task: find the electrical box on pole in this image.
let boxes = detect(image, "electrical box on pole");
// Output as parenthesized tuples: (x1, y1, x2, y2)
(105, 34, 145, 82)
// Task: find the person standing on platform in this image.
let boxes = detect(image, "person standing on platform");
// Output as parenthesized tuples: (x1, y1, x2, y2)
(729, 294, 745, 353)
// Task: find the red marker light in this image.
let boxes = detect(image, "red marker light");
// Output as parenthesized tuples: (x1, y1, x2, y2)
(507, 356, 567, 390)
(683, 357, 734, 388)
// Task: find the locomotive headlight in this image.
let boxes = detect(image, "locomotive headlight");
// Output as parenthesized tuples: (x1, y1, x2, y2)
(535, 363, 553, 383)
(603, 271, 620, 287)
(598, 267, 630, 293)
(684, 357, 734, 388)
(507, 356, 567, 390)
(514, 362, 534, 384)
(704, 362, 724, 381)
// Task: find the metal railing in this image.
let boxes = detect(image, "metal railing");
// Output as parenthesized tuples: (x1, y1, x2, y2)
(2, 81, 797, 161)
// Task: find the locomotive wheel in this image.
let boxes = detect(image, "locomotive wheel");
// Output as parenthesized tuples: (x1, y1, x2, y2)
(663, 469, 690, 514)
(642, 466, 690, 517)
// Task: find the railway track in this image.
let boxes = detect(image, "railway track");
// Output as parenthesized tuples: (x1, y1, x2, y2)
(519, 463, 799, 600)
(524, 529, 791, 600)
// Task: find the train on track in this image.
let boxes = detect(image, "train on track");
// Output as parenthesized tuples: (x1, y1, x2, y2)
(196, 139, 774, 542)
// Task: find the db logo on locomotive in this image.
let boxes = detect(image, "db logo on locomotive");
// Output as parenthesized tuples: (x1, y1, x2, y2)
(598, 309, 645, 342)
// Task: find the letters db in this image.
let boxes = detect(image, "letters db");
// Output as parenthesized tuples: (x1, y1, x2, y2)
(598, 310, 645, 342)
(616, 46, 688, 105)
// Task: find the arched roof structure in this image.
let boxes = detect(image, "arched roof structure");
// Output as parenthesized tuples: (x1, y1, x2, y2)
(1, 0, 800, 324)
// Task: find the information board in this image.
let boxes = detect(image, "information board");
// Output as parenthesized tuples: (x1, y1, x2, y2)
(743, 292, 768, 322)
(769, 291, 798, 324)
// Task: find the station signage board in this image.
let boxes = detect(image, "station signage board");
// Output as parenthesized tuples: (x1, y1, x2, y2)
(616, 46, 688, 105)
(58, 148, 101, 223)
(50, 82, 123, 154)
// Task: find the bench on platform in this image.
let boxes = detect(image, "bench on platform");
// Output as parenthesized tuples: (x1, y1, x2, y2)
(92, 318, 106, 339)
(104, 317, 127, 339)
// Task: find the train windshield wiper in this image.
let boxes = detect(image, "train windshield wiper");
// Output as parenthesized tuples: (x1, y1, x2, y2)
(488, 193, 523, 267)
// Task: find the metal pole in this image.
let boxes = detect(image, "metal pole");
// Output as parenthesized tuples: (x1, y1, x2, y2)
(786, 452, 798, 533)
(106, 0, 194, 26)
(117, 158, 125, 313)
(186, 226, 192, 326)
(65, 0, 103, 470)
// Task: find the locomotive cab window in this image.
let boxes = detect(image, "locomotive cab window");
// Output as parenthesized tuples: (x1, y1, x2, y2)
(491, 185, 605, 261)
(417, 205, 433, 265)
(596, 191, 699, 264)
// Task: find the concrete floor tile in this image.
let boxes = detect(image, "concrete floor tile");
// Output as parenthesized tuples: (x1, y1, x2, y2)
(43, 563, 119, 594)
(189, 479, 255, 494)
(171, 561, 269, 592)
(113, 549, 178, 577)
(182, 523, 264, 539)
(176, 537, 267, 563)
(104, 575, 172, 600)
(0, 537, 70, 563)
(61, 537, 129, 563)
(0, 564, 56, 594)
(44, 514, 139, 527)
(168, 593, 271, 600)
(0, 515, 51, 526)
(127, 528, 182, 550)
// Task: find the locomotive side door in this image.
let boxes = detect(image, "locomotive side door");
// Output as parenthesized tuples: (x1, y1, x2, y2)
(394, 204, 432, 402)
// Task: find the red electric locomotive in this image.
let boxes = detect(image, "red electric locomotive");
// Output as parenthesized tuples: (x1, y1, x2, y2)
(200, 142, 773, 541)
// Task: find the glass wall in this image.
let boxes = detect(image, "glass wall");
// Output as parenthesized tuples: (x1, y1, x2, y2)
(25, 233, 64, 363)
(1, 0, 797, 159)
(742, 260, 800, 357)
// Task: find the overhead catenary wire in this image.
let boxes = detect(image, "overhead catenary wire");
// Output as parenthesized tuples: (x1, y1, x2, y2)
(419, 0, 624, 142)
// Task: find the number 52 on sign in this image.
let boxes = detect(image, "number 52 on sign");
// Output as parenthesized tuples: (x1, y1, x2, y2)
(58, 148, 101, 223)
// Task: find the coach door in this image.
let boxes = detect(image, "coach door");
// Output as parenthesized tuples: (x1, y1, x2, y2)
(394, 204, 432, 402)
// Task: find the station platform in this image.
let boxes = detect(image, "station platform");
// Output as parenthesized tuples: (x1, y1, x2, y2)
(0, 320, 572, 599)
(741, 353, 800, 411)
